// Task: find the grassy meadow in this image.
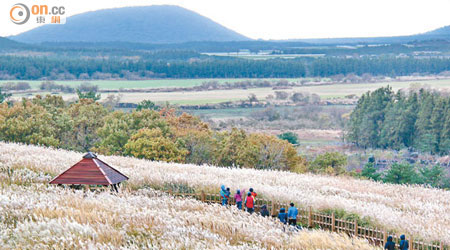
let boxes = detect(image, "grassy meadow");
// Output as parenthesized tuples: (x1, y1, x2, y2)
(5, 78, 450, 105)
(2, 142, 450, 245)
(0, 142, 382, 249)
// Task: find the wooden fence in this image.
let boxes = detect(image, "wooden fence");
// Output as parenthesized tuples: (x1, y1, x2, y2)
(167, 189, 446, 250)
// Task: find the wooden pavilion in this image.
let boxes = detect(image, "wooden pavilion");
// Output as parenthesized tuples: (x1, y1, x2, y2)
(49, 152, 129, 192)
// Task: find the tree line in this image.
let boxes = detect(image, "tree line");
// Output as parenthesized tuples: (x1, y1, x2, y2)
(361, 160, 449, 188)
(1, 55, 449, 80)
(347, 87, 450, 155)
(0, 95, 306, 172)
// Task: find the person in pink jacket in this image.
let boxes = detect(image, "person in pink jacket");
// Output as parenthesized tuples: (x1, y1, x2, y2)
(234, 189, 243, 209)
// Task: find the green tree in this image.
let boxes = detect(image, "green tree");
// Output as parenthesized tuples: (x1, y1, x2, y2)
(439, 99, 450, 154)
(94, 109, 171, 155)
(383, 163, 420, 184)
(379, 92, 418, 149)
(136, 100, 159, 111)
(124, 128, 187, 162)
(93, 111, 132, 155)
(76, 89, 101, 101)
(419, 165, 445, 187)
(414, 90, 436, 153)
(347, 87, 393, 148)
(215, 128, 251, 168)
(0, 100, 60, 146)
(361, 162, 381, 181)
(277, 132, 299, 145)
(66, 99, 108, 151)
(309, 152, 347, 175)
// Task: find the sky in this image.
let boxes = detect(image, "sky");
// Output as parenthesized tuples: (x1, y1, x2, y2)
(1, 0, 450, 40)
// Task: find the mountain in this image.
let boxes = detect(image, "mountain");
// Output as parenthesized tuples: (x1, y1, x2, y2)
(10, 5, 249, 44)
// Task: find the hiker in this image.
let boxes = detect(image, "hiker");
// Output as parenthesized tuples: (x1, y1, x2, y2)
(278, 208, 288, 224)
(384, 236, 396, 250)
(220, 185, 228, 206)
(249, 188, 257, 200)
(287, 203, 298, 226)
(226, 187, 231, 205)
(399, 235, 409, 250)
(260, 204, 270, 217)
(235, 189, 243, 209)
(245, 192, 255, 214)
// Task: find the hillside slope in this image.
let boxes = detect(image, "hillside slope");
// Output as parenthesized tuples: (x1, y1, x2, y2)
(10, 5, 249, 44)
(0, 144, 378, 249)
(0, 37, 30, 50)
(1, 142, 450, 244)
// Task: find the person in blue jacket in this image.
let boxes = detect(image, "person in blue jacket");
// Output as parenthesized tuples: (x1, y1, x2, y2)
(384, 236, 396, 250)
(287, 203, 298, 226)
(278, 208, 287, 224)
(220, 185, 228, 206)
(399, 235, 409, 250)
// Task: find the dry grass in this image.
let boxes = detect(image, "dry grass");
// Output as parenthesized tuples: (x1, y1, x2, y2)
(0, 180, 378, 249)
(1, 142, 449, 244)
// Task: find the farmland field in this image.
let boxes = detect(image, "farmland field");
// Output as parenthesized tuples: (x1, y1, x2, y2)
(115, 78, 450, 104)
(1, 142, 450, 245)
(4, 78, 450, 105)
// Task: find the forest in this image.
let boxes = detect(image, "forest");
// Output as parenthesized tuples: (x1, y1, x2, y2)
(1, 54, 450, 80)
(347, 86, 450, 155)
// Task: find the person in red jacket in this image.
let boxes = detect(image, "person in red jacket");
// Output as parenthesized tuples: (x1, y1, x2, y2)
(245, 192, 254, 214)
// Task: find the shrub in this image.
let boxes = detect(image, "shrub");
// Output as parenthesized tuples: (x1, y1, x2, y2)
(309, 152, 347, 175)
(277, 132, 299, 145)
(136, 100, 159, 111)
(1, 82, 31, 91)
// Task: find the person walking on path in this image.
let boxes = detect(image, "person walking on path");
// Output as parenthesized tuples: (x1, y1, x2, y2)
(287, 203, 298, 226)
(220, 185, 228, 206)
(278, 208, 288, 224)
(260, 204, 270, 217)
(249, 188, 257, 200)
(384, 236, 396, 250)
(245, 192, 255, 214)
(235, 189, 243, 209)
(226, 187, 231, 205)
(399, 235, 409, 250)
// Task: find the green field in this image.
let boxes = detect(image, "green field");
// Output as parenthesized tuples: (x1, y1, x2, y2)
(0, 78, 305, 90)
(4, 78, 450, 105)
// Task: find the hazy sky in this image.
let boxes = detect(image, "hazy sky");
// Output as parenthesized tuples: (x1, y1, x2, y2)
(1, 0, 449, 39)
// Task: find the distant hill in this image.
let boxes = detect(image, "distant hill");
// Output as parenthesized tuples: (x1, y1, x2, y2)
(423, 25, 450, 36)
(10, 5, 249, 44)
(0, 37, 30, 50)
(297, 25, 450, 45)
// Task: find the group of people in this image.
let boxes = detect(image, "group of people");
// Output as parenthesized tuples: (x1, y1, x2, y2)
(385, 235, 409, 250)
(220, 185, 299, 227)
(220, 185, 259, 213)
(220, 186, 411, 248)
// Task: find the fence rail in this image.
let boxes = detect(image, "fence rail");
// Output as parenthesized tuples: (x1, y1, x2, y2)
(167, 189, 446, 250)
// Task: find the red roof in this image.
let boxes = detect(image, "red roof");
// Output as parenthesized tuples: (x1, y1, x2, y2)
(50, 153, 129, 185)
